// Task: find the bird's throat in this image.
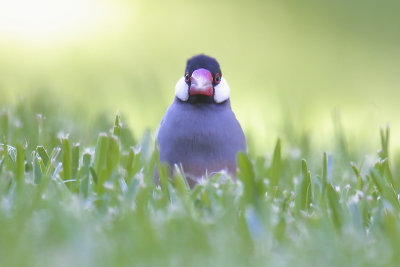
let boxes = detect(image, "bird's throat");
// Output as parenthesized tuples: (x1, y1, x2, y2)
(188, 95, 214, 104)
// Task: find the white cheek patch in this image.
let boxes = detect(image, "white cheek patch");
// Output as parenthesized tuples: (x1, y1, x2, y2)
(213, 77, 230, 103)
(175, 76, 189, 101)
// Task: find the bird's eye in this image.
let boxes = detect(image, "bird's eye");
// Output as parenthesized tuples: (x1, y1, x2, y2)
(214, 73, 221, 84)
(185, 72, 190, 83)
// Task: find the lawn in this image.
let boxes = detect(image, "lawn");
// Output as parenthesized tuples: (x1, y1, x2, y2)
(1, 0, 400, 266)
(0, 101, 399, 267)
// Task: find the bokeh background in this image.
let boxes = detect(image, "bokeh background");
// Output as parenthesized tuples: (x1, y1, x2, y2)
(1, 0, 399, 154)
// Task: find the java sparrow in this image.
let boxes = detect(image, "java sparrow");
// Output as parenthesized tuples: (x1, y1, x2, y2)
(157, 54, 246, 186)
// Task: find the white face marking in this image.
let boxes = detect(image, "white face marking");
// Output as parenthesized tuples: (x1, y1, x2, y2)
(213, 77, 230, 103)
(175, 76, 189, 101)
(175, 75, 231, 103)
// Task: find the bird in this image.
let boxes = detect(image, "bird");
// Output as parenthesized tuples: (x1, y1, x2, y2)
(157, 54, 246, 187)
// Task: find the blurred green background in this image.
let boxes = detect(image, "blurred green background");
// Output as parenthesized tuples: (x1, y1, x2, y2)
(1, 0, 399, 153)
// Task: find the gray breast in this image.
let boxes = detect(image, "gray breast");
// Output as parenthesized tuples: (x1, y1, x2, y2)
(157, 98, 246, 179)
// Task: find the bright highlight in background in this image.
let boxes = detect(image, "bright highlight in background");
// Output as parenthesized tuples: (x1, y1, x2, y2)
(0, 0, 126, 44)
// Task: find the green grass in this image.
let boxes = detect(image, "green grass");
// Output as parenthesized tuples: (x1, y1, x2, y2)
(1, 103, 400, 267)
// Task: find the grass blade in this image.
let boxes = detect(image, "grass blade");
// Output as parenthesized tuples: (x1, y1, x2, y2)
(33, 152, 42, 184)
(327, 184, 342, 230)
(297, 159, 312, 211)
(61, 137, 72, 181)
(93, 133, 108, 176)
(237, 151, 256, 207)
(71, 144, 80, 179)
(0, 111, 8, 142)
(16, 144, 24, 191)
(269, 138, 281, 193)
(37, 146, 50, 167)
(113, 114, 121, 138)
(80, 153, 91, 197)
(322, 152, 328, 197)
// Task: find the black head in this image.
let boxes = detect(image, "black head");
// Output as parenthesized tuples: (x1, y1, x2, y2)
(185, 54, 222, 78)
(175, 54, 230, 104)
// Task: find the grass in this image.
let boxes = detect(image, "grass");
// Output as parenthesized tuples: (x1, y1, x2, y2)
(1, 102, 400, 267)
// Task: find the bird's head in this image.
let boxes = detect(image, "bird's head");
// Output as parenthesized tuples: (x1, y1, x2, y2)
(175, 54, 230, 104)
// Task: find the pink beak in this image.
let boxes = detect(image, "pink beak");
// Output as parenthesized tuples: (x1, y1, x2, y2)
(189, 68, 213, 97)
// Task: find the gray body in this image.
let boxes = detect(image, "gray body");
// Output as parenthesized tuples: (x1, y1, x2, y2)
(157, 98, 246, 184)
